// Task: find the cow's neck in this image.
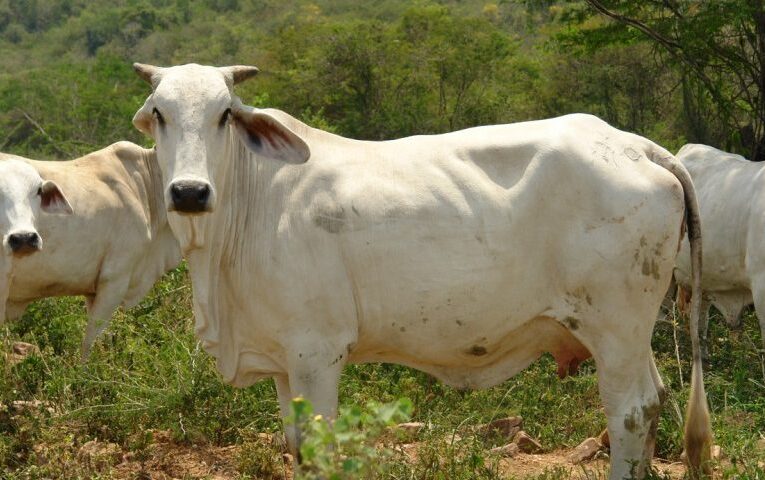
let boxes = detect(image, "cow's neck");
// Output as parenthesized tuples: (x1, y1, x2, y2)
(180, 130, 288, 381)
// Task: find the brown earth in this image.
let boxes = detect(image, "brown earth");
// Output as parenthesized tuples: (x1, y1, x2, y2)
(77, 432, 693, 479)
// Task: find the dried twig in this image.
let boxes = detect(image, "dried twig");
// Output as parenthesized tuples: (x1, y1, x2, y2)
(18, 109, 71, 158)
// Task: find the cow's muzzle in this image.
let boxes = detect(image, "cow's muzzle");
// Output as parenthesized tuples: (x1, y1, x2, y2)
(8, 231, 41, 256)
(169, 180, 212, 214)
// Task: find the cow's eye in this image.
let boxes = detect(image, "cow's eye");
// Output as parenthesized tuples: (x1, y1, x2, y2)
(219, 108, 231, 128)
(152, 108, 165, 125)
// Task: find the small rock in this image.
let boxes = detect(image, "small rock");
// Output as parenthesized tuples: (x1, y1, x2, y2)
(394, 422, 425, 441)
(12, 341, 39, 357)
(598, 428, 610, 449)
(478, 416, 523, 439)
(489, 442, 520, 457)
(397, 422, 425, 433)
(78, 440, 122, 468)
(513, 431, 543, 453)
(593, 450, 610, 460)
(5, 353, 25, 365)
(568, 437, 602, 464)
(11, 400, 54, 415)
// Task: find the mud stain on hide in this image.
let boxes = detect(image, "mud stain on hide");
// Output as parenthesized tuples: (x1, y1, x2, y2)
(466, 345, 488, 356)
(562, 317, 580, 331)
(641, 258, 661, 280)
(641, 403, 661, 424)
(624, 410, 640, 433)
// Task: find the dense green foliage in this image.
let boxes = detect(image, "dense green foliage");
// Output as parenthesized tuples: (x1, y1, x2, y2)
(0, 0, 746, 159)
(1, 0, 764, 478)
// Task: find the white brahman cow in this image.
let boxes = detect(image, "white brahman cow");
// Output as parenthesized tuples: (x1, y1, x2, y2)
(132, 63, 711, 479)
(0, 159, 72, 323)
(0, 142, 181, 358)
(674, 143, 764, 358)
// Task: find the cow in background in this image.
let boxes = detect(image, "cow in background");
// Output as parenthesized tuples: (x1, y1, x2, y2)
(133, 62, 712, 480)
(0, 158, 72, 323)
(0, 142, 181, 358)
(674, 144, 764, 359)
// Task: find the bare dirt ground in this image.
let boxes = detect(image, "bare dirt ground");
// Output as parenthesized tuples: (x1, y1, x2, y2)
(100, 431, 687, 480)
(497, 451, 686, 480)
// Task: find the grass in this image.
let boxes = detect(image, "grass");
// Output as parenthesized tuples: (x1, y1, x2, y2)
(0, 264, 763, 478)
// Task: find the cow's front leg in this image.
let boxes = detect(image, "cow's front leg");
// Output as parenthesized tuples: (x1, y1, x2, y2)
(750, 281, 765, 363)
(82, 275, 130, 360)
(284, 345, 345, 458)
(274, 374, 297, 457)
(0, 266, 11, 325)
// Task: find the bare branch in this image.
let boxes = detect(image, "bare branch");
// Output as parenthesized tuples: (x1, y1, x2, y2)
(18, 109, 71, 158)
(585, 0, 683, 51)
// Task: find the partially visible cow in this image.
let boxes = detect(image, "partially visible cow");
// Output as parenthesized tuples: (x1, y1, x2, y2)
(0, 159, 72, 322)
(132, 62, 712, 480)
(0, 142, 182, 358)
(674, 143, 763, 357)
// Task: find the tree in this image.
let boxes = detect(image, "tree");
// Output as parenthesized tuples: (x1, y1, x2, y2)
(581, 0, 765, 160)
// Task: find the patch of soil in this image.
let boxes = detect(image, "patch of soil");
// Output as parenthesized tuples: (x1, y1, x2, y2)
(110, 431, 293, 480)
(106, 432, 692, 480)
(498, 450, 686, 479)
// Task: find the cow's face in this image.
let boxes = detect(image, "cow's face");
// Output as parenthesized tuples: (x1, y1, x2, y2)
(132, 63, 310, 216)
(0, 160, 72, 258)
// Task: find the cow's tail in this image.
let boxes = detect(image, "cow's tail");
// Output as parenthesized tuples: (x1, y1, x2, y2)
(649, 147, 712, 479)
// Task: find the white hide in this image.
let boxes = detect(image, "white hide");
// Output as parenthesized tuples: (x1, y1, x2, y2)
(0, 142, 182, 358)
(133, 63, 710, 480)
(675, 143, 764, 349)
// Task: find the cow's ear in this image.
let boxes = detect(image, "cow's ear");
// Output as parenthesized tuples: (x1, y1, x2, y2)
(133, 98, 154, 138)
(40, 180, 73, 215)
(232, 109, 310, 164)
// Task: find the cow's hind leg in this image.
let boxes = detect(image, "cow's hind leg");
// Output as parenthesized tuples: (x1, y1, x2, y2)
(643, 354, 666, 468)
(596, 339, 661, 480)
(6, 301, 29, 321)
(82, 275, 130, 360)
(698, 295, 711, 363)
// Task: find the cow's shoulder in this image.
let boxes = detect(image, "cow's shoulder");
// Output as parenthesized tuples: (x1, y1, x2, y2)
(107, 141, 152, 163)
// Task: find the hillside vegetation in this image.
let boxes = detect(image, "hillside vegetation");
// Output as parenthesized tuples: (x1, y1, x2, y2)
(0, 1, 764, 478)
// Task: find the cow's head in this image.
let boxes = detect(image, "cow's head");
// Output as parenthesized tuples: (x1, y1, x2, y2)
(0, 159, 72, 257)
(132, 63, 310, 215)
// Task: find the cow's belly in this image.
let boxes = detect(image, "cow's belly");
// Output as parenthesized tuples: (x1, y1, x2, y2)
(352, 315, 591, 390)
(676, 232, 750, 291)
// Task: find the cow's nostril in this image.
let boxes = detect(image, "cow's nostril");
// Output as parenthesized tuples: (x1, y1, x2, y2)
(197, 184, 210, 203)
(170, 181, 211, 213)
(8, 232, 41, 254)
